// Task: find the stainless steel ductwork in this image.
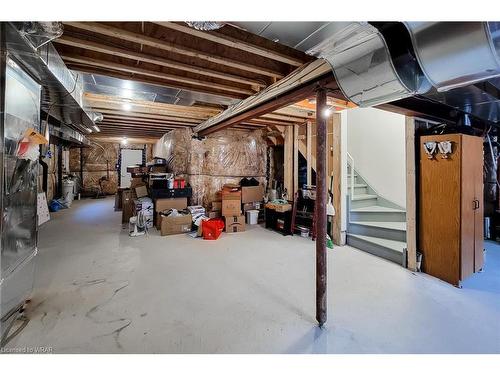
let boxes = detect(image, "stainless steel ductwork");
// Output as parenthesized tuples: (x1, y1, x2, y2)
(7, 22, 94, 137)
(405, 22, 500, 92)
(185, 22, 225, 31)
(307, 22, 431, 107)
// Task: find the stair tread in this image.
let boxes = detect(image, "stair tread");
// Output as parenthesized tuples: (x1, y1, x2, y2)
(347, 233, 406, 253)
(351, 194, 377, 201)
(351, 205, 405, 213)
(350, 221, 406, 231)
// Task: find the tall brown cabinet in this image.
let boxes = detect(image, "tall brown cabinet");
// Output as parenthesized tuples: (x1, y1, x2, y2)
(419, 133, 484, 286)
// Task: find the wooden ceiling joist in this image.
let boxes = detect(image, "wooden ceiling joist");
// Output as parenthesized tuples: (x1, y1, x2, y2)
(55, 35, 266, 88)
(68, 62, 245, 100)
(98, 121, 190, 130)
(84, 93, 219, 117)
(64, 22, 285, 79)
(98, 115, 198, 127)
(154, 22, 304, 67)
(61, 54, 254, 97)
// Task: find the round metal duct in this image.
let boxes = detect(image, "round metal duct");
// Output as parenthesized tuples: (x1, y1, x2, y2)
(307, 22, 426, 107)
(185, 22, 225, 31)
(405, 22, 500, 92)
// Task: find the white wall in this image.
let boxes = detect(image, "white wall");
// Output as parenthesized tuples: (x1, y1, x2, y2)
(345, 107, 406, 208)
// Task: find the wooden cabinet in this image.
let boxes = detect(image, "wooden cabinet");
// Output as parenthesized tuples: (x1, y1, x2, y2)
(419, 134, 484, 286)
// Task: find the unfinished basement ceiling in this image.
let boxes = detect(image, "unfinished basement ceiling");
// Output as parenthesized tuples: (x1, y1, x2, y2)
(50, 21, 319, 140)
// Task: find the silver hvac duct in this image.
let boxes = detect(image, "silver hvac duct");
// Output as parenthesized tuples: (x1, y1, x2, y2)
(405, 22, 500, 92)
(185, 22, 226, 31)
(307, 22, 431, 107)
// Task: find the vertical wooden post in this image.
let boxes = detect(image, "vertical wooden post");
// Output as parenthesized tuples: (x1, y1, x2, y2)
(284, 126, 293, 198)
(306, 120, 312, 186)
(405, 116, 417, 271)
(331, 114, 343, 245)
(293, 124, 299, 194)
(316, 88, 328, 327)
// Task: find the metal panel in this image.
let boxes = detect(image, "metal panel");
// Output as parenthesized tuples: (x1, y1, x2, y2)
(307, 22, 421, 107)
(405, 22, 500, 92)
(1, 52, 40, 322)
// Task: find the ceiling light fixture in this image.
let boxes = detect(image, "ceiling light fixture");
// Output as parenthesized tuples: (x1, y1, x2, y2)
(92, 125, 100, 132)
(122, 137, 128, 145)
(122, 103, 132, 111)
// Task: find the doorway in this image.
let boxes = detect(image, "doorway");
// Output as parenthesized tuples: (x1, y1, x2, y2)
(120, 149, 143, 188)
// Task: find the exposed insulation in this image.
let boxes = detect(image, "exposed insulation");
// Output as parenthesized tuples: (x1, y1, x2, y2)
(69, 142, 153, 195)
(155, 128, 268, 206)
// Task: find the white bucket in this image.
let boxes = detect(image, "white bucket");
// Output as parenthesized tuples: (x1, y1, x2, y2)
(62, 180, 75, 207)
(246, 209, 259, 225)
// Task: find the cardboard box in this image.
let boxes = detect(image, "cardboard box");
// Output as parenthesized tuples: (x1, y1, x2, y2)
(265, 202, 292, 213)
(208, 210, 221, 219)
(224, 215, 246, 233)
(211, 201, 222, 211)
(160, 213, 193, 236)
(154, 198, 188, 229)
(130, 177, 145, 189)
(222, 199, 241, 216)
(241, 185, 264, 204)
(135, 185, 148, 198)
(155, 197, 188, 212)
(221, 184, 241, 200)
(134, 197, 153, 213)
(122, 190, 136, 223)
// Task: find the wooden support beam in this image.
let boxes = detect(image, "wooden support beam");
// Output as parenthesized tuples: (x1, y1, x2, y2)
(405, 116, 417, 271)
(65, 22, 285, 79)
(284, 126, 294, 199)
(294, 124, 299, 194)
(197, 73, 337, 136)
(55, 35, 266, 88)
(62, 54, 253, 96)
(315, 88, 328, 327)
(154, 22, 304, 67)
(306, 120, 312, 186)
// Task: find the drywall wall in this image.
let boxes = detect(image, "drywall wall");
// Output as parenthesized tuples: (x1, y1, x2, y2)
(345, 107, 406, 208)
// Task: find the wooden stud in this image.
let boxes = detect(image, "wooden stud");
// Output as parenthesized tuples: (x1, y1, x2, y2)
(284, 126, 294, 199)
(405, 116, 417, 271)
(294, 124, 299, 194)
(331, 113, 343, 246)
(306, 120, 312, 186)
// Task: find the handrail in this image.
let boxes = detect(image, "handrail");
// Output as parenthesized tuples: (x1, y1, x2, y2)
(347, 152, 355, 202)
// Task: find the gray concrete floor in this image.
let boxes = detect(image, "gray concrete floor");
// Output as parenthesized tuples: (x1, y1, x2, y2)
(5, 197, 500, 353)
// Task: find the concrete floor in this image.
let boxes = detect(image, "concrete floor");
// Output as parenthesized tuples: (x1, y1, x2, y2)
(5, 197, 500, 353)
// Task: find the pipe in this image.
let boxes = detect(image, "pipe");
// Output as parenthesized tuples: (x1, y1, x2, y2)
(315, 88, 328, 327)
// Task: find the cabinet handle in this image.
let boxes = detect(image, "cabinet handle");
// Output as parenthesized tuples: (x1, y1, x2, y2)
(473, 199, 480, 210)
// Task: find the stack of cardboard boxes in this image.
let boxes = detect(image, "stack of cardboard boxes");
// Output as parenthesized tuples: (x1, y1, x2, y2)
(221, 184, 245, 233)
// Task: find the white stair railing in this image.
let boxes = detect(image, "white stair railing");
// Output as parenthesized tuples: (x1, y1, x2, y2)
(347, 152, 356, 202)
